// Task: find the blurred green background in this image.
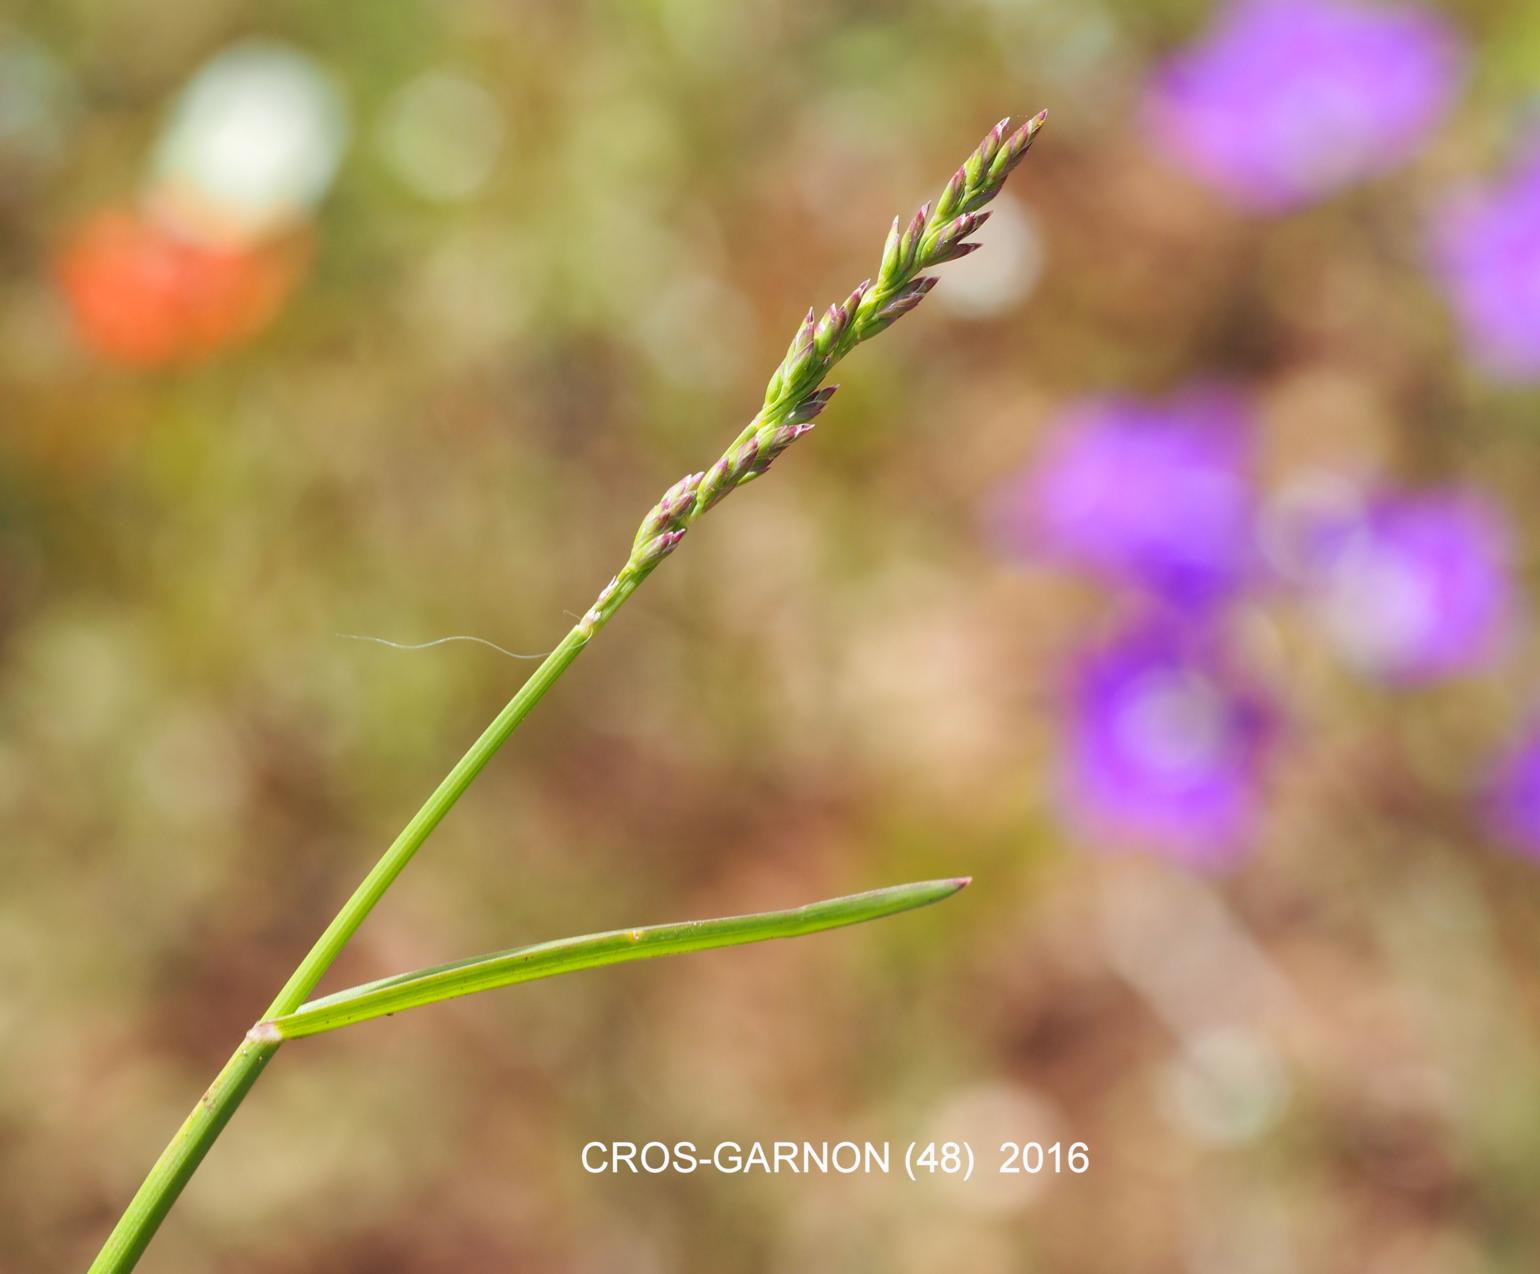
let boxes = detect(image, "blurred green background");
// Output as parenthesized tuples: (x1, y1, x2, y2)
(6, 0, 1540, 1270)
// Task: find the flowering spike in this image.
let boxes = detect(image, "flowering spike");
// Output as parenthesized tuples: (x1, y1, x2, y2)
(654, 117, 1041, 583)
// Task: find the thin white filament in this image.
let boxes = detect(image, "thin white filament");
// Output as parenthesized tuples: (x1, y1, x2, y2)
(336, 632, 554, 660)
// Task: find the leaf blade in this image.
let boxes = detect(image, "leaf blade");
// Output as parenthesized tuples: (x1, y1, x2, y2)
(260, 877, 969, 1040)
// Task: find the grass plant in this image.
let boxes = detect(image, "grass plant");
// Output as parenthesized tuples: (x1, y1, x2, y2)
(87, 112, 1046, 1272)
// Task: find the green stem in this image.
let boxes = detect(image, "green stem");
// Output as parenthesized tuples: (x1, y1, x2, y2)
(86, 1040, 278, 1274)
(263, 623, 591, 1015)
(88, 623, 593, 1273)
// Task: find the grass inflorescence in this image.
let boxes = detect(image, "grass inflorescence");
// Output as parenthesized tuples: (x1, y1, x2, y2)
(580, 111, 1047, 634)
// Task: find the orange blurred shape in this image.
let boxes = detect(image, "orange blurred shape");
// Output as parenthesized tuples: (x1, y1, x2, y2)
(54, 208, 305, 367)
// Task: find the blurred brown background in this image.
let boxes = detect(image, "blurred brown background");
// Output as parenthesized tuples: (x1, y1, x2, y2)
(5, 0, 1540, 1270)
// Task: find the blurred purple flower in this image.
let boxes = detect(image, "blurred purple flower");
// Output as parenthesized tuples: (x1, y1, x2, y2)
(1432, 142, 1540, 379)
(995, 391, 1256, 608)
(1487, 722, 1540, 859)
(1146, 0, 1462, 212)
(1061, 624, 1274, 868)
(1302, 490, 1510, 683)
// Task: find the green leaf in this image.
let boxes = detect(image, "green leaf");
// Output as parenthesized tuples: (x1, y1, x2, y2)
(257, 877, 969, 1041)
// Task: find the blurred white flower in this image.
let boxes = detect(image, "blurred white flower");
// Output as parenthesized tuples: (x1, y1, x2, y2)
(150, 39, 348, 241)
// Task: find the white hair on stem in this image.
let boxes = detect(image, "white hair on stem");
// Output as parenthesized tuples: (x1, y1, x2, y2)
(335, 632, 554, 660)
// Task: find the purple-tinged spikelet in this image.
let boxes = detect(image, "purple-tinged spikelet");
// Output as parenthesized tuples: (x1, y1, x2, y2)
(756, 422, 817, 468)
(729, 433, 761, 477)
(987, 111, 1047, 188)
(814, 302, 843, 352)
(878, 215, 904, 281)
(786, 385, 839, 425)
(633, 471, 704, 548)
(935, 240, 983, 263)
(634, 528, 687, 569)
(697, 452, 738, 512)
(964, 118, 1011, 191)
(934, 166, 969, 222)
(898, 202, 931, 271)
(765, 306, 819, 404)
(864, 276, 938, 336)
(927, 209, 992, 262)
(813, 281, 869, 359)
